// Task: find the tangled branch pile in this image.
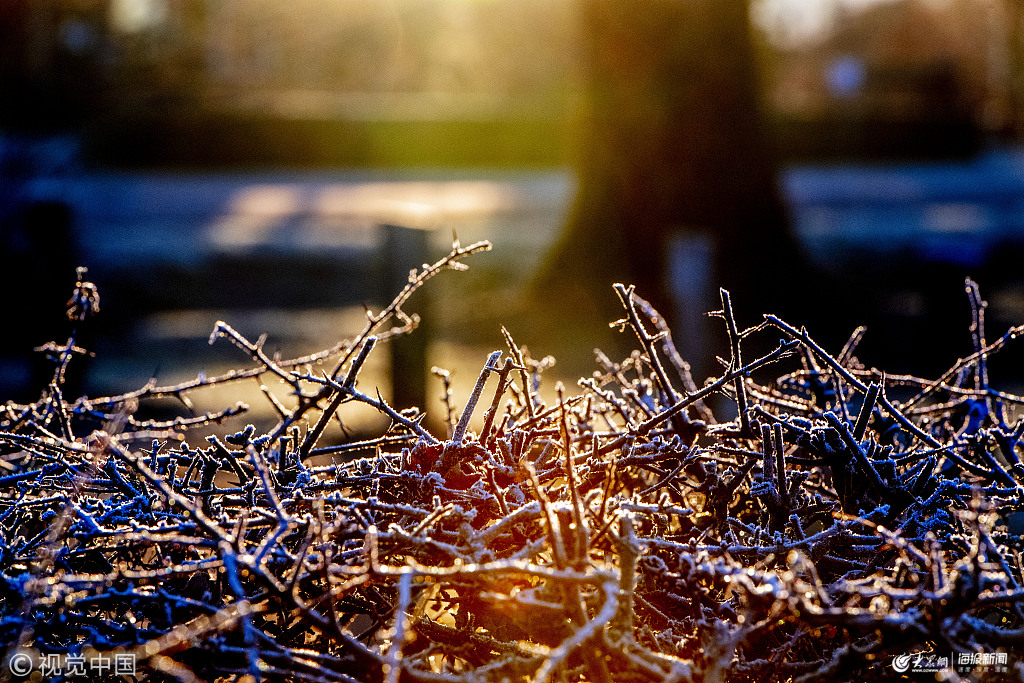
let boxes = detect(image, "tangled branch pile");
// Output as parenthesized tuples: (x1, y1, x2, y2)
(2, 243, 1024, 682)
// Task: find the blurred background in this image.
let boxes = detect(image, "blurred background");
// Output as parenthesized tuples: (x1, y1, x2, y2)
(3, 0, 1024, 437)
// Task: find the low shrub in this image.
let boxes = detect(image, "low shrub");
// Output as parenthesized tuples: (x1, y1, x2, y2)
(1, 244, 1022, 682)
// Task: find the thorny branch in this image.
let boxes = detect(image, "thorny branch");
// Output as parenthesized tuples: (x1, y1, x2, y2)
(2, 259, 1024, 682)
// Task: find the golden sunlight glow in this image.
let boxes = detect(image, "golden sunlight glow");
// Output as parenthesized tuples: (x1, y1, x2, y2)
(210, 180, 518, 251)
(110, 0, 167, 33)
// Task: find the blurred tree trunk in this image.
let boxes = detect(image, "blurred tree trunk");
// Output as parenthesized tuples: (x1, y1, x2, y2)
(532, 0, 793, 369)
(1007, 0, 1024, 138)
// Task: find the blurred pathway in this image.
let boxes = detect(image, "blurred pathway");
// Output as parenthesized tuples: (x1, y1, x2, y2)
(784, 146, 1024, 268)
(50, 169, 573, 268)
